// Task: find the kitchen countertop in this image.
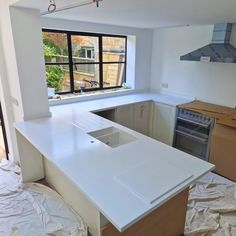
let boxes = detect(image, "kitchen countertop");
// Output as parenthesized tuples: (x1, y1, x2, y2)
(14, 92, 214, 232)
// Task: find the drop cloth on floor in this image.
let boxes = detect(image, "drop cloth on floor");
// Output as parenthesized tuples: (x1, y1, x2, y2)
(185, 172, 236, 236)
(0, 160, 87, 236)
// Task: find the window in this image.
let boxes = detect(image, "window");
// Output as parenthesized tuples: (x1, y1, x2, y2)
(42, 29, 127, 94)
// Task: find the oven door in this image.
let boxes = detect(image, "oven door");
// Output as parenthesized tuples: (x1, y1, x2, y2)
(174, 120, 210, 161)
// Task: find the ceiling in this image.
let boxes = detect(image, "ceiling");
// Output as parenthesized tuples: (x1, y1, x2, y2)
(13, 0, 236, 29)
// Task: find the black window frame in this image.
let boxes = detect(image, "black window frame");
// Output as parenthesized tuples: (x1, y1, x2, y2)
(0, 102, 9, 160)
(42, 28, 127, 94)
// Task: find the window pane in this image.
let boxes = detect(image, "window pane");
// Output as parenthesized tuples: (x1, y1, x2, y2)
(103, 37, 126, 62)
(103, 63, 125, 88)
(73, 64, 100, 91)
(43, 32, 69, 63)
(71, 35, 99, 63)
(45, 65, 70, 93)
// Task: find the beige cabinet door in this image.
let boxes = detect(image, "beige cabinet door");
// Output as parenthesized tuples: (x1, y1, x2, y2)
(115, 105, 134, 129)
(133, 102, 151, 135)
(152, 103, 176, 146)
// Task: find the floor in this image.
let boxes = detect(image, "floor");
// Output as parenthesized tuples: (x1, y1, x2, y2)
(0, 126, 6, 161)
(185, 172, 236, 235)
(0, 161, 87, 236)
(0, 158, 235, 235)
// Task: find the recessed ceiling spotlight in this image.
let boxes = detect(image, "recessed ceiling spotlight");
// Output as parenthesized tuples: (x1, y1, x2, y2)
(41, 0, 103, 16)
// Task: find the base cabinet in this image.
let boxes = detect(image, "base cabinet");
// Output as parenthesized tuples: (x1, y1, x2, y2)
(133, 102, 150, 136)
(151, 102, 176, 146)
(115, 102, 151, 136)
(95, 101, 176, 147)
(210, 124, 236, 181)
(115, 105, 134, 130)
(101, 188, 189, 236)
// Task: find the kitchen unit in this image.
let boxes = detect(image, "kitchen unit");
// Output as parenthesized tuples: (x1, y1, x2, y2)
(95, 101, 176, 146)
(151, 102, 176, 146)
(178, 100, 236, 181)
(14, 93, 213, 236)
(116, 104, 135, 130)
(95, 102, 151, 136)
(210, 123, 236, 181)
(133, 102, 151, 136)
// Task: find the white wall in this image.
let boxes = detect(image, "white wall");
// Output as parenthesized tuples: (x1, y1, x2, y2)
(0, 35, 16, 161)
(0, 3, 51, 162)
(0, 0, 24, 162)
(10, 7, 51, 120)
(41, 17, 153, 91)
(150, 24, 236, 107)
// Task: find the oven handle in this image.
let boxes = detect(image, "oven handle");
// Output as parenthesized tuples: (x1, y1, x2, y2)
(177, 117, 210, 128)
(176, 130, 208, 144)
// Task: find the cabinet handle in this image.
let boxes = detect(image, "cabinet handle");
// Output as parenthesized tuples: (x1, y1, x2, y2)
(177, 117, 210, 128)
(176, 130, 208, 144)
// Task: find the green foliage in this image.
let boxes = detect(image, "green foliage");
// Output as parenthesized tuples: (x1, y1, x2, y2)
(46, 66, 65, 92)
(43, 38, 68, 56)
(43, 39, 65, 92)
(43, 39, 61, 55)
(43, 44, 57, 57)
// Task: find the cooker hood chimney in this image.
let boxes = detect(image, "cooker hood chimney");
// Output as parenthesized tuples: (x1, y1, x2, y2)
(180, 23, 236, 63)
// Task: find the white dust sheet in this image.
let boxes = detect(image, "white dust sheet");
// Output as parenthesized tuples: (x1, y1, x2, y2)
(0, 160, 87, 236)
(185, 172, 236, 236)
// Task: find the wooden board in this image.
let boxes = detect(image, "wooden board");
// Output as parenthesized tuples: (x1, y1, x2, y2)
(179, 100, 235, 119)
(101, 188, 189, 236)
(217, 113, 236, 129)
(210, 124, 236, 181)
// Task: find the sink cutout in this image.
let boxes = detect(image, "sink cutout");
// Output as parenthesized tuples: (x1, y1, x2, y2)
(88, 127, 137, 148)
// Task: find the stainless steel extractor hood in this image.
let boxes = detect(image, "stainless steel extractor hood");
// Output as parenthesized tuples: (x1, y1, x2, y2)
(180, 23, 236, 63)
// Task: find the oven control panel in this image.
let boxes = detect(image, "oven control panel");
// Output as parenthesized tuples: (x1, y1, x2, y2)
(178, 108, 213, 126)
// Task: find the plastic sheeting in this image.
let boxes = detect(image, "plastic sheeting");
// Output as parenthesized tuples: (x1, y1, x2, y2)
(185, 172, 236, 236)
(0, 160, 87, 236)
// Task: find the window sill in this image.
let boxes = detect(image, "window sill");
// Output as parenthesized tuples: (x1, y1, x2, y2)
(49, 88, 135, 106)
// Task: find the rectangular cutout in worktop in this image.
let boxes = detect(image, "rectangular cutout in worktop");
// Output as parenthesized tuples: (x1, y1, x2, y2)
(114, 159, 193, 204)
(93, 109, 116, 122)
(88, 127, 137, 148)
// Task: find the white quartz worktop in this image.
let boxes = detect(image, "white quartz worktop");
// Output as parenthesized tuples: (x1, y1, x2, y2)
(15, 92, 214, 232)
(50, 92, 193, 113)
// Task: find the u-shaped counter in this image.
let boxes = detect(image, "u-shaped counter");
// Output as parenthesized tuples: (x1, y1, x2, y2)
(14, 92, 214, 236)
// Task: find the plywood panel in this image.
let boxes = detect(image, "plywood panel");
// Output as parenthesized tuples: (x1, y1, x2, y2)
(101, 188, 189, 236)
(179, 100, 235, 119)
(210, 124, 236, 181)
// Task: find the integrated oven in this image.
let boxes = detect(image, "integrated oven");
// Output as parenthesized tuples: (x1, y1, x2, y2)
(173, 108, 214, 162)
